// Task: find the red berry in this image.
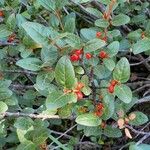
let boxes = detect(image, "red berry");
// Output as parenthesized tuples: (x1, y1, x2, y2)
(110, 80, 118, 86)
(0, 11, 4, 17)
(108, 85, 114, 93)
(74, 49, 83, 55)
(96, 103, 104, 110)
(70, 54, 80, 62)
(96, 32, 102, 38)
(76, 91, 83, 100)
(76, 82, 84, 90)
(85, 53, 92, 59)
(99, 51, 108, 59)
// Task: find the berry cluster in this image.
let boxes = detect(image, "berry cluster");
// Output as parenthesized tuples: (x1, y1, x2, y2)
(70, 49, 83, 62)
(94, 103, 104, 117)
(108, 80, 118, 93)
(70, 49, 108, 62)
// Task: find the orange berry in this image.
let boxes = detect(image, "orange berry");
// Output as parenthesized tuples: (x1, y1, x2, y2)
(108, 85, 114, 93)
(96, 103, 104, 110)
(0, 10, 4, 17)
(96, 32, 102, 38)
(85, 53, 92, 59)
(99, 51, 108, 59)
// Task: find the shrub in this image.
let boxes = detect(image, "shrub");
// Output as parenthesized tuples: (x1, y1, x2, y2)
(0, 0, 149, 149)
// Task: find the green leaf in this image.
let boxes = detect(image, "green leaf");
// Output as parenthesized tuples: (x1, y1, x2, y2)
(25, 128, 50, 145)
(22, 22, 52, 45)
(94, 65, 111, 79)
(16, 58, 42, 71)
(103, 58, 115, 71)
(112, 14, 130, 26)
(76, 113, 101, 127)
(95, 19, 109, 28)
(103, 125, 122, 138)
(35, 71, 54, 91)
(132, 39, 150, 54)
(58, 104, 72, 118)
(41, 46, 58, 66)
(0, 24, 12, 38)
(46, 91, 77, 110)
(55, 56, 76, 88)
(107, 41, 119, 57)
(14, 117, 34, 130)
(85, 7, 102, 18)
(129, 111, 148, 126)
(102, 95, 115, 120)
(38, 0, 56, 11)
(0, 102, 8, 113)
(115, 84, 132, 103)
(65, 33, 82, 48)
(113, 57, 130, 83)
(6, 13, 16, 30)
(16, 141, 36, 150)
(77, 125, 102, 137)
(64, 13, 75, 33)
(80, 28, 97, 41)
(84, 38, 106, 52)
(127, 29, 142, 41)
(129, 143, 150, 150)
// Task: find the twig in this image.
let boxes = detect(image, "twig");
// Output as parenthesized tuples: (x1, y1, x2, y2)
(136, 95, 150, 104)
(130, 57, 150, 66)
(136, 134, 150, 145)
(49, 124, 77, 146)
(133, 84, 150, 93)
(125, 125, 150, 135)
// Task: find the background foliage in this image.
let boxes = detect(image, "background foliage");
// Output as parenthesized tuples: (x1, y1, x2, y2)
(0, 0, 150, 149)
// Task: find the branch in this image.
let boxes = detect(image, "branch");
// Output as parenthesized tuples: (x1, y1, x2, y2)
(1, 112, 60, 119)
(136, 134, 150, 145)
(10, 84, 34, 89)
(2, 70, 37, 75)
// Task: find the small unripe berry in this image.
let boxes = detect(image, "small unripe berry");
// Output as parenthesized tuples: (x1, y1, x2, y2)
(96, 32, 102, 38)
(76, 91, 83, 100)
(108, 85, 114, 93)
(99, 51, 108, 59)
(85, 53, 92, 59)
(70, 54, 80, 62)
